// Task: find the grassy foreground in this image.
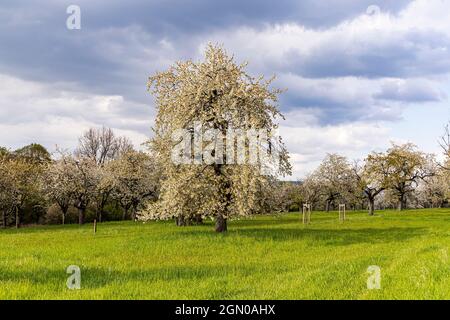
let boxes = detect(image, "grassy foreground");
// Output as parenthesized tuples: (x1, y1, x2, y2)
(1, 208, 450, 299)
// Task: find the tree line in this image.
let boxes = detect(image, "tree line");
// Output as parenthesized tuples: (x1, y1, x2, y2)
(0, 127, 448, 229)
(0, 127, 160, 228)
(271, 141, 449, 215)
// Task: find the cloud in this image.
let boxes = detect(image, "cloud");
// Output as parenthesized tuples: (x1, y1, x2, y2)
(208, 1, 450, 79)
(374, 78, 444, 102)
(280, 118, 392, 178)
(0, 74, 151, 151)
(277, 74, 444, 123)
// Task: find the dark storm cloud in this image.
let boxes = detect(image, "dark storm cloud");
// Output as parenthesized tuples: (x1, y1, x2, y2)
(0, 0, 412, 96)
(0, 0, 447, 133)
(281, 30, 450, 79)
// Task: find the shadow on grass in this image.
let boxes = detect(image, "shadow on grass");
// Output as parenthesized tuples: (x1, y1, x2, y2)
(228, 217, 300, 227)
(0, 264, 274, 290)
(183, 226, 427, 246)
(0, 221, 148, 236)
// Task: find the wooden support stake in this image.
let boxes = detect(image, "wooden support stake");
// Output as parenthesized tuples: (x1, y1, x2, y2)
(302, 204, 311, 224)
(339, 204, 346, 221)
(93, 219, 97, 234)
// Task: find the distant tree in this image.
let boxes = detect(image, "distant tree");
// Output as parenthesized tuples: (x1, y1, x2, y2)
(375, 189, 398, 210)
(76, 127, 133, 166)
(353, 155, 391, 215)
(42, 158, 74, 224)
(64, 155, 98, 224)
(74, 127, 134, 222)
(416, 168, 449, 208)
(92, 164, 116, 222)
(268, 181, 300, 213)
(0, 156, 13, 227)
(299, 173, 322, 210)
(0, 157, 42, 228)
(439, 122, 450, 171)
(315, 154, 353, 212)
(284, 182, 303, 212)
(381, 143, 435, 210)
(14, 143, 51, 164)
(111, 151, 160, 221)
(0, 147, 9, 157)
(141, 44, 291, 232)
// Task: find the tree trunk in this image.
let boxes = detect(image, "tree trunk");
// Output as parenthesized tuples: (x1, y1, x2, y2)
(215, 214, 227, 232)
(15, 206, 19, 229)
(213, 162, 230, 233)
(2, 210, 6, 228)
(131, 205, 137, 221)
(397, 194, 406, 211)
(325, 200, 331, 212)
(60, 206, 68, 225)
(368, 198, 375, 216)
(194, 214, 203, 225)
(122, 206, 129, 220)
(78, 207, 85, 225)
(176, 216, 186, 226)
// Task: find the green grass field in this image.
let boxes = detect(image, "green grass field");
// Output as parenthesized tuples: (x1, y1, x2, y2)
(1, 208, 450, 300)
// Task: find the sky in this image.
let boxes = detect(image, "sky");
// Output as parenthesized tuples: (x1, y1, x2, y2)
(0, 0, 449, 178)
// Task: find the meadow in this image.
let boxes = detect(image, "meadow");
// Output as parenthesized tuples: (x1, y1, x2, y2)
(1, 208, 450, 300)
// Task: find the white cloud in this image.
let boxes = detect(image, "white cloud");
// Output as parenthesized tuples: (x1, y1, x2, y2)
(0, 74, 152, 152)
(279, 115, 392, 178)
(203, 0, 450, 78)
(278, 74, 443, 122)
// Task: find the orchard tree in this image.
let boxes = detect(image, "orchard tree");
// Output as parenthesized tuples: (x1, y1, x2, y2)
(315, 154, 352, 211)
(0, 147, 9, 157)
(439, 122, 450, 171)
(353, 154, 391, 216)
(268, 181, 299, 213)
(111, 150, 160, 221)
(92, 164, 115, 222)
(76, 127, 133, 165)
(75, 127, 133, 222)
(283, 182, 303, 212)
(0, 157, 42, 228)
(14, 143, 51, 164)
(375, 189, 398, 210)
(64, 155, 98, 224)
(416, 169, 449, 208)
(382, 143, 435, 210)
(0, 146, 48, 227)
(0, 155, 13, 227)
(299, 173, 322, 210)
(43, 159, 74, 224)
(141, 44, 291, 232)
